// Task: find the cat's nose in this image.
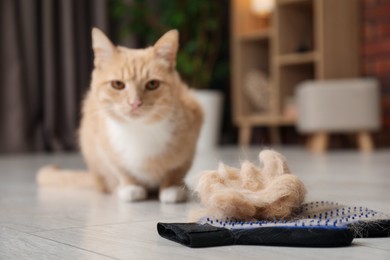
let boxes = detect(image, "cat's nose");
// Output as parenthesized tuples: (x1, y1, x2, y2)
(130, 99, 143, 110)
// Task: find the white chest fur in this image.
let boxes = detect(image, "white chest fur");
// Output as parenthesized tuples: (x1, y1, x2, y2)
(106, 116, 174, 186)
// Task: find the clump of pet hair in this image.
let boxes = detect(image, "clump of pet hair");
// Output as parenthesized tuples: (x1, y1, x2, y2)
(191, 150, 306, 221)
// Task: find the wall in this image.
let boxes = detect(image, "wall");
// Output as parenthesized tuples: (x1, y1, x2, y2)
(363, 0, 390, 146)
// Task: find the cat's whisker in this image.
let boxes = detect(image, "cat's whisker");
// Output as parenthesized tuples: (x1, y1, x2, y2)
(144, 104, 174, 110)
(87, 106, 118, 117)
(87, 107, 112, 115)
(146, 110, 174, 119)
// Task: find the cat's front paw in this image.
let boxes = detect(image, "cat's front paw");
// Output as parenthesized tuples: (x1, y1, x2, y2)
(159, 186, 187, 203)
(117, 185, 147, 202)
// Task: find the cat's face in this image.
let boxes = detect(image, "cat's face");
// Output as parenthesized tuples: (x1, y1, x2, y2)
(90, 28, 179, 122)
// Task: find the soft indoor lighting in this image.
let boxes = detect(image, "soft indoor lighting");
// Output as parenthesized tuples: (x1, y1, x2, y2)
(251, 0, 275, 17)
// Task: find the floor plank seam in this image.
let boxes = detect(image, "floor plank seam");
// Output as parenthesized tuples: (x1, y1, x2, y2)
(29, 232, 120, 260)
(1, 226, 119, 259)
(28, 216, 185, 235)
(354, 243, 390, 252)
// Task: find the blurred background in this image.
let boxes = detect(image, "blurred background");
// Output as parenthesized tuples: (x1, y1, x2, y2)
(1, 0, 389, 154)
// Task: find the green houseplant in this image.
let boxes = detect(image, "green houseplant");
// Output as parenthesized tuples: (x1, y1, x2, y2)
(110, 0, 226, 90)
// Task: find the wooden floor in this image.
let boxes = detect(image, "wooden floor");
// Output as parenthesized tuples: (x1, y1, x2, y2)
(1, 147, 390, 259)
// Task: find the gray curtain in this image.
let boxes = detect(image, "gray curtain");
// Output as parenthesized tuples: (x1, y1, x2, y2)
(0, 0, 108, 153)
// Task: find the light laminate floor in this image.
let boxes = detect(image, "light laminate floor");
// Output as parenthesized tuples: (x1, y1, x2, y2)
(0, 147, 389, 259)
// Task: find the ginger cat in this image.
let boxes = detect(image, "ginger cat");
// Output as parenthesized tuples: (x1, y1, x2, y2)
(37, 28, 203, 203)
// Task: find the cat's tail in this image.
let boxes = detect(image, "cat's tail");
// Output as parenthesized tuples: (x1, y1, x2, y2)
(36, 165, 106, 192)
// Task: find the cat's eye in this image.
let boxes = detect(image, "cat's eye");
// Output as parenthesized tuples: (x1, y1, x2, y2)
(110, 80, 125, 90)
(145, 80, 160, 91)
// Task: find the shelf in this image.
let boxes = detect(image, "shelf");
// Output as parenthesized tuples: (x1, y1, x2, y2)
(231, 0, 361, 145)
(277, 0, 312, 6)
(279, 63, 315, 108)
(276, 51, 317, 66)
(277, 0, 314, 55)
(238, 29, 271, 41)
(239, 114, 296, 126)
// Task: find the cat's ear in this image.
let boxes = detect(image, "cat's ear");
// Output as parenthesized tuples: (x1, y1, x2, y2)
(154, 30, 179, 68)
(92, 27, 116, 68)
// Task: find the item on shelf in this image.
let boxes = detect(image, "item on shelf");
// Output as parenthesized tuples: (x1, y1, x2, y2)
(244, 70, 271, 112)
(296, 44, 311, 53)
(283, 97, 298, 121)
(250, 0, 275, 29)
(296, 24, 313, 53)
(251, 0, 275, 17)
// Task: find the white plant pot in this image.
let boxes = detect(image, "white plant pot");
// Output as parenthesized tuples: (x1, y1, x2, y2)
(193, 89, 223, 151)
